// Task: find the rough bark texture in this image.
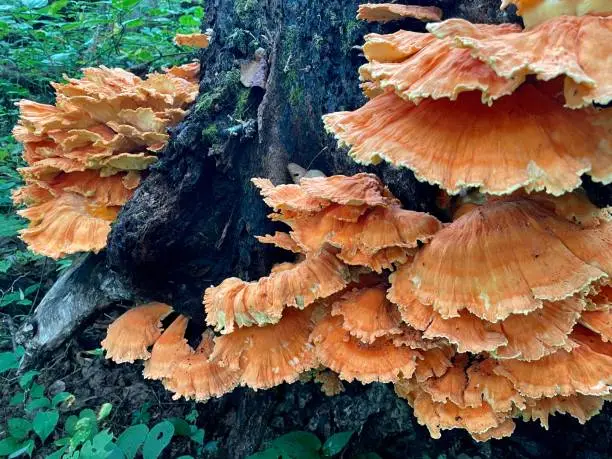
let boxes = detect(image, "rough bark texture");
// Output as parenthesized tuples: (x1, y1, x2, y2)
(21, 0, 612, 457)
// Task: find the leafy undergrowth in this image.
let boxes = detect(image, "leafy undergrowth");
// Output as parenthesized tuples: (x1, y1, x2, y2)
(0, 314, 216, 459)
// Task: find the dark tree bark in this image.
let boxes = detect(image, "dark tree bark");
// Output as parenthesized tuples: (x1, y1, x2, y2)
(18, 1, 612, 457)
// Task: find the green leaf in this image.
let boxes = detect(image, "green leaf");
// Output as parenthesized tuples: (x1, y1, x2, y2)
(45, 446, 67, 459)
(79, 430, 115, 459)
(25, 397, 51, 413)
(268, 431, 322, 459)
(51, 391, 74, 407)
(10, 392, 25, 406)
(167, 418, 191, 437)
(64, 415, 78, 435)
(0, 350, 20, 373)
(190, 428, 205, 446)
(33, 410, 59, 443)
(178, 14, 199, 27)
(112, 0, 141, 10)
(18, 370, 39, 389)
(97, 402, 112, 421)
(8, 439, 34, 458)
(116, 424, 148, 459)
(0, 215, 25, 237)
(0, 438, 21, 457)
(46, 0, 68, 15)
(142, 421, 174, 459)
(322, 431, 353, 457)
(8, 418, 33, 441)
(29, 383, 45, 399)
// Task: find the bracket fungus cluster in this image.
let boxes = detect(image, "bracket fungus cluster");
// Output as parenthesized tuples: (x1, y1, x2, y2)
(12, 62, 199, 258)
(101, 1, 612, 443)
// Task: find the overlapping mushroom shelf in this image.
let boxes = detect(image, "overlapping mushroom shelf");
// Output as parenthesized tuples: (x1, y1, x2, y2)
(323, 14, 612, 196)
(12, 63, 200, 258)
(101, 174, 612, 441)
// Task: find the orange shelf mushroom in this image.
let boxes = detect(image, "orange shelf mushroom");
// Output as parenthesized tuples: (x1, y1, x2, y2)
(99, 1, 612, 444)
(12, 63, 200, 258)
(500, 0, 612, 28)
(357, 3, 443, 23)
(174, 32, 211, 49)
(324, 8, 612, 195)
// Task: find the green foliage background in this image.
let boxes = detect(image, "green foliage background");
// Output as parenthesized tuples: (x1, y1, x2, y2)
(0, 0, 203, 333)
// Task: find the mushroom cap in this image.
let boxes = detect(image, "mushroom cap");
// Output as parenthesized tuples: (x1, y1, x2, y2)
(255, 232, 303, 253)
(204, 250, 350, 334)
(520, 394, 605, 429)
(413, 347, 455, 383)
(163, 335, 242, 402)
(210, 308, 317, 390)
(357, 3, 443, 23)
(331, 286, 403, 343)
(441, 15, 612, 108)
(310, 315, 420, 383)
(362, 30, 437, 63)
(324, 84, 612, 196)
(282, 204, 441, 272)
(394, 198, 610, 322)
(143, 315, 192, 380)
(314, 370, 345, 396)
(495, 326, 612, 398)
(17, 193, 118, 259)
(360, 24, 522, 105)
(174, 33, 211, 49)
(579, 310, 612, 342)
(101, 303, 173, 363)
(500, 0, 612, 28)
(299, 173, 389, 207)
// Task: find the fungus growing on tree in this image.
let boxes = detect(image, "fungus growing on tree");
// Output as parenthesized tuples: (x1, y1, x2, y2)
(98, 0, 611, 443)
(500, 0, 612, 28)
(357, 3, 443, 23)
(12, 63, 200, 258)
(174, 32, 211, 48)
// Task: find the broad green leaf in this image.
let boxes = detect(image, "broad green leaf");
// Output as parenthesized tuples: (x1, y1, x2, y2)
(269, 431, 322, 459)
(322, 431, 353, 457)
(25, 397, 51, 413)
(64, 415, 78, 435)
(46, 0, 68, 15)
(29, 382, 45, 399)
(142, 421, 174, 459)
(112, 0, 141, 10)
(8, 418, 32, 441)
(33, 410, 59, 443)
(18, 370, 39, 389)
(79, 430, 115, 459)
(0, 351, 21, 373)
(167, 418, 191, 437)
(45, 446, 68, 459)
(178, 14, 199, 27)
(9, 392, 25, 406)
(0, 438, 21, 457)
(116, 424, 148, 459)
(190, 428, 205, 446)
(8, 439, 34, 458)
(97, 402, 112, 421)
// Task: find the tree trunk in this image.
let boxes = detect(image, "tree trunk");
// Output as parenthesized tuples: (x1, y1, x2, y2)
(18, 1, 612, 457)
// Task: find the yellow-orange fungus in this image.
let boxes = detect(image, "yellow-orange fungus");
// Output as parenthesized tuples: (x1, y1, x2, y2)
(500, 0, 612, 28)
(210, 308, 317, 390)
(444, 15, 612, 107)
(357, 3, 443, 23)
(311, 315, 420, 383)
(392, 198, 610, 322)
(204, 250, 351, 334)
(324, 84, 612, 196)
(143, 316, 192, 380)
(101, 303, 173, 363)
(331, 286, 402, 343)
